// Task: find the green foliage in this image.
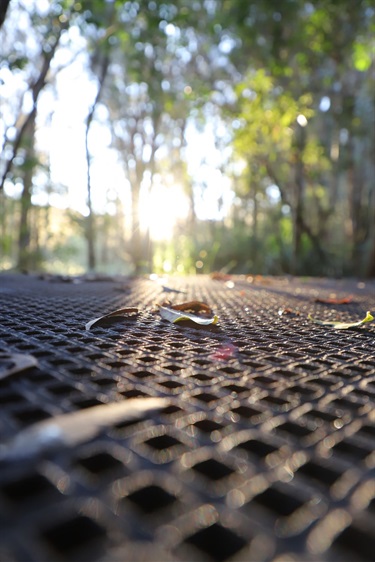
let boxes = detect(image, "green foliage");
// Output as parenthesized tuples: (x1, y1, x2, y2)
(1, 0, 374, 277)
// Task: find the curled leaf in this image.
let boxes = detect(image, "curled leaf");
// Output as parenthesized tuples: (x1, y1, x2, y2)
(158, 305, 218, 325)
(159, 300, 213, 315)
(86, 307, 139, 330)
(0, 353, 38, 380)
(278, 307, 300, 316)
(0, 398, 168, 462)
(308, 311, 374, 330)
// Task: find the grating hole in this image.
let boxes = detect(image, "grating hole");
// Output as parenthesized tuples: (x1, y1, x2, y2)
(32, 350, 55, 358)
(163, 364, 184, 372)
(49, 358, 75, 366)
(223, 384, 249, 394)
(161, 405, 184, 416)
(184, 523, 247, 561)
(232, 405, 264, 419)
(332, 439, 372, 460)
(357, 424, 375, 439)
(166, 351, 184, 358)
(47, 383, 76, 395)
(192, 459, 234, 481)
(145, 435, 182, 450)
(297, 461, 342, 486)
(191, 374, 212, 382)
(194, 392, 218, 403)
(13, 407, 50, 424)
(236, 439, 277, 458)
(42, 515, 106, 554)
(127, 485, 176, 513)
(287, 385, 317, 396)
(352, 388, 375, 399)
(158, 380, 184, 389)
(253, 486, 304, 517)
(106, 361, 129, 369)
(334, 521, 375, 560)
(242, 359, 267, 369)
(272, 369, 296, 377)
(69, 367, 95, 377)
(117, 349, 135, 356)
(139, 356, 157, 363)
(260, 396, 290, 407)
(77, 452, 124, 475)
(120, 389, 150, 398)
(72, 398, 103, 409)
(0, 391, 25, 405)
(29, 370, 55, 382)
(2, 473, 58, 502)
(253, 376, 276, 385)
(330, 398, 363, 411)
(220, 367, 240, 374)
(275, 422, 312, 438)
(93, 378, 115, 387)
(193, 419, 223, 433)
(192, 359, 212, 367)
(305, 409, 339, 422)
(132, 370, 154, 379)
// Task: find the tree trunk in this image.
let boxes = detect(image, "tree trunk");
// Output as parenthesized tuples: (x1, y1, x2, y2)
(85, 54, 110, 271)
(292, 123, 306, 275)
(130, 181, 143, 273)
(249, 168, 259, 271)
(17, 110, 36, 271)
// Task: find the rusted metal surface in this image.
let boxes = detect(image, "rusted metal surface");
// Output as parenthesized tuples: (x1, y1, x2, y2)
(0, 273, 374, 561)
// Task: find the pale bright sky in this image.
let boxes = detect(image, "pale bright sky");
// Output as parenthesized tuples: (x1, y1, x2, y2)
(1, 5, 234, 243)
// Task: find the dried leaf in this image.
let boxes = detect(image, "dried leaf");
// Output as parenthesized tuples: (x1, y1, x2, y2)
(0, 398, 167, 462)
(210, 272, 232, 281)
(314, 295, 354, 304)
(0, 353, 38, 380)
(159, 300, 213, 315)
(86, 307, 139, 330)
(158, 305, 218, 325)
(308, 310, 374, 330)
(278, 307, 300, 316)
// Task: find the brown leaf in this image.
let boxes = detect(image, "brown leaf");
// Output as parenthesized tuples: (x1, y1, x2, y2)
(158, 300, 213, 316)
(314, 295, 354, 304)
(86, 307, 139, 330)
(210, 272, 232, 281)
(278, 307, 301, 316)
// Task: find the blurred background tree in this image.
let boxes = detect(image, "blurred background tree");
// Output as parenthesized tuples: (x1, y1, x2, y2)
(0, 0, 374, 277)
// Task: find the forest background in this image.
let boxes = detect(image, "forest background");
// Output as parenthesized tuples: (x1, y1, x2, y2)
(0, 0, 374, 278)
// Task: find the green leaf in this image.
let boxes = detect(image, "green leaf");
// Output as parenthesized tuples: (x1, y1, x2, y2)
(353, 42, 372, 72)
(308, 311, 374, 330)
(159, 305, 218, 325)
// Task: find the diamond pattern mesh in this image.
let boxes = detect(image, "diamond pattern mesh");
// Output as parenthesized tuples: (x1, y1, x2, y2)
(0, 273, 374, 561)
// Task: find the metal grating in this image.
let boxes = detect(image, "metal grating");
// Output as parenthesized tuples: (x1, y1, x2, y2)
(0, 273, 374, 562)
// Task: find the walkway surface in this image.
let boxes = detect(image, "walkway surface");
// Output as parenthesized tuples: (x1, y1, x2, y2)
(0, 273, 374, 562)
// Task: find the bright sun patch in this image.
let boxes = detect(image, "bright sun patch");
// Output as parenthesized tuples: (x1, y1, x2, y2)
(139, 180, 190, 241)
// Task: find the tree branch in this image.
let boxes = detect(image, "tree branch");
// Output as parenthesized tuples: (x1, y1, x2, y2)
(0, 24, 65, 191)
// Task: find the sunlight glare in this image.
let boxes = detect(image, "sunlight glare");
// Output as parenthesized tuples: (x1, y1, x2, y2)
(139, 180, 190, 241)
